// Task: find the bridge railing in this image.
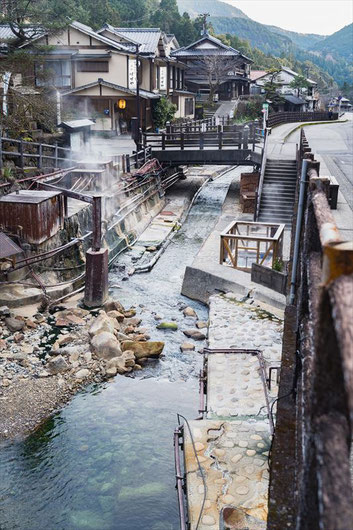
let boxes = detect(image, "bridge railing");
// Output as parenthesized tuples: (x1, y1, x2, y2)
(267, 111, 338, 128)
(167, 118, 260, 134)
(268, 135, 353, 529)
(144, 126, 263, 152)
(254, 128, 269, 221)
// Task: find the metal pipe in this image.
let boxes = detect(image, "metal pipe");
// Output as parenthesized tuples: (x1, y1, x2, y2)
(174, 427, 187, 530)
(289, 159, 309, 305)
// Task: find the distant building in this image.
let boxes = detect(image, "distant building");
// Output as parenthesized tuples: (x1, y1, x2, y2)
(171, 31, 252, 102)
(0, 21, 195, 133)
(328, 96, 352, 112)
(250, 67, 319, 111)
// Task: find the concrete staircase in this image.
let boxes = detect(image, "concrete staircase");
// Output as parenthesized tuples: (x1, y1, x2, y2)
(258, 158, 297, 226)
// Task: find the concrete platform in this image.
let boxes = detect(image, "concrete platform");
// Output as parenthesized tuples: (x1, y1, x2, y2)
(181, 213, 288, 310)
(182, 294, 282, 529)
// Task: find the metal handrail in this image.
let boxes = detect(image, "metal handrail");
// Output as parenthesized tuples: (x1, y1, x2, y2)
(254, 128, 269, 221)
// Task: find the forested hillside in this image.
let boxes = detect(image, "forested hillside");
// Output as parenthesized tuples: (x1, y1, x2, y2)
(310, 24, 353, 61)
(1, 0, 347, 92)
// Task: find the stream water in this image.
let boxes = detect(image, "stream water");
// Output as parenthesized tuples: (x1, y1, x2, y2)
(0, 168, 239, 530)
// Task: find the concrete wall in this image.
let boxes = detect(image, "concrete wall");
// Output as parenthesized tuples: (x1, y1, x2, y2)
(251, 263, 287, 295)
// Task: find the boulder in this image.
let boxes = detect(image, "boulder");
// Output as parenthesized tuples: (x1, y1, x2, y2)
(0, 306, 10, 317)
(75, 368, 90, 380)
(106, 351, 135, 375)
(156, 322, 178, 331)
(47, 355, 69, 375)
(103, 299, 125, 314)
(183, 307, 197, 318)
(106, 310, 125, 323)
(196, 321, 208, 329)
(121, 341, 164, 360)
(125, 317, 141, 327)
(91, 332, 122, 360)
(183, 329, 206, 341)
(180, 342, 195, 352)
(5, 317, 25, 333)
(89, 313, 115, 337)
(57, 334, 75, 346)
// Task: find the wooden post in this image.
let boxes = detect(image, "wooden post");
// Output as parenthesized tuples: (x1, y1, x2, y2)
(218, 128, 223, 150)
(126, 155, 131, 173)
(54, 143, 58, 168)
(180, 132, 184, 150)
(92, 196, 102, 252)
(19, 140, 24, 168)
(38, 143, 42, 169)
(200, 132, 204, 150)
(162, 132, 166, 150)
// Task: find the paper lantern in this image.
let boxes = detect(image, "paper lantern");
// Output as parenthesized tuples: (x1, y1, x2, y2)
(118, 99, 126, 109)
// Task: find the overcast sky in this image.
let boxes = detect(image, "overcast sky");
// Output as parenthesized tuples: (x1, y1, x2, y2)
(227, 0, 353, 35)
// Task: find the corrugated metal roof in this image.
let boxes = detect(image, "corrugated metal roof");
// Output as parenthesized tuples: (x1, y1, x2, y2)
(59, 119, 95, 129)
(0, 190, 61, 204)
(0, 232, 22, 259)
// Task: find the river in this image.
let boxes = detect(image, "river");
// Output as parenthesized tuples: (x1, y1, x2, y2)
(0, 167, 239, 530)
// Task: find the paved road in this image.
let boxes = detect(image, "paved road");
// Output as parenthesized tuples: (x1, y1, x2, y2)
(303, 114, 353, 212)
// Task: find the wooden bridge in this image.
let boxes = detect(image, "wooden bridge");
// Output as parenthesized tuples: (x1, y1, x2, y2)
(143, 121, 264, 166)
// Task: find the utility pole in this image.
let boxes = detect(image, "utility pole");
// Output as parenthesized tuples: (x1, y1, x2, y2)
(136, 43, 141, 151)
(201, 13, 210, 35)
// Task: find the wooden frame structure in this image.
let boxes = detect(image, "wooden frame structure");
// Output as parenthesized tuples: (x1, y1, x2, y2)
(220, 220, 285, 272)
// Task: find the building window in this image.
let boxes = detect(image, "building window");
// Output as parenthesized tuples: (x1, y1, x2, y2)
(76, 61, 109, 73)
(185, 97, 194, 116)
(35, 60, 71, 88)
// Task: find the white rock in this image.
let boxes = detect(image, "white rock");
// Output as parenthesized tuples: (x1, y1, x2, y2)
(91, 332, 122, 360)
(89, 313, 115, 337)
(75, 368, 90, 379)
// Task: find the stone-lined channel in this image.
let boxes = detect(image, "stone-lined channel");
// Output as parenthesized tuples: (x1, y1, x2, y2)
(0, 167, 240, 530)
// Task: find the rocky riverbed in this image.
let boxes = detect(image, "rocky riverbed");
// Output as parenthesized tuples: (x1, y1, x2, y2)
(0, 298, 208, 439)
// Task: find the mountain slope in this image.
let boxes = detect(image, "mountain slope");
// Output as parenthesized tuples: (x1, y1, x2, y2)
(310, 23, 353, 61)
(210, 16, 294, 54)
(177, 0, 248, 19)
(264, 25, 326, 50)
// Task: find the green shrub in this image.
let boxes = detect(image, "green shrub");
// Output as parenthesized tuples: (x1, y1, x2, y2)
(152, 97, 177, 129)
(272, 258, 284, 272)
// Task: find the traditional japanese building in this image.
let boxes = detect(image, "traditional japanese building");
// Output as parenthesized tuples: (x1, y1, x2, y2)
(171, 31, 252, 102)
(0, 21, 195, 133)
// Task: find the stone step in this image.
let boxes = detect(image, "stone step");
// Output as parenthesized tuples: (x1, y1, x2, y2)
(259, 215, 293, 222)
(261, 200, 294, 208)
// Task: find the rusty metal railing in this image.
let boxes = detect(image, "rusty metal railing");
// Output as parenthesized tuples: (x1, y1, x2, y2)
(268, 132, 353, 529)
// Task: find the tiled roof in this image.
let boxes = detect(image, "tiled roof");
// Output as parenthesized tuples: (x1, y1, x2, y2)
(284, 94, 306, 105)
(171, 33, 252, 62)
(0, 25, 43, 42)
(61, 79, 160, 99)
(249, 70, 268, 81)
(111, 28, 162, 55)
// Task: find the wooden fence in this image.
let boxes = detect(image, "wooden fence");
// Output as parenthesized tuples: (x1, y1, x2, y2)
(267, 111, 338, 128)
(268, 131, 353, 529)
(144, 126, 263, 152)
(0, 136, 152, 173)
